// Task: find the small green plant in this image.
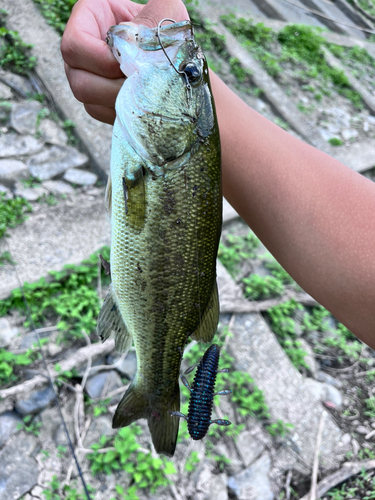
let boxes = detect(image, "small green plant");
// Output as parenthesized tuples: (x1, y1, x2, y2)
(0, 251, 14, 266)
(328, 137, 344, 146)
(20, 176, 42, 188)
(0, 194, 32, 239)
(0, 348, 34, 384)
(32, 0, 79, 35)
(266, 419, 294, 437)
(62, 119, 78, 145)
(17, 415, 42, 436)
(364, 397, 375, 418)
(185, 450, 200, 472)
(43, 476, 91, 500)
(264, 258, 294, 284)
(218, 231, 260, 277)
(242, 274, 284, 300)
(0, 11, 36, 74)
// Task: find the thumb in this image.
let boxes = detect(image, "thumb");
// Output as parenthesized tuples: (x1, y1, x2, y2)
(130, 0, 189, 28)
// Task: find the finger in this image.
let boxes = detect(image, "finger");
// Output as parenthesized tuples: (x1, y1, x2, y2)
(61, 0, 143, 78)
(84, 103, 116, 125)
(132, 0, 189, 28)
(65, 63, 124, 107)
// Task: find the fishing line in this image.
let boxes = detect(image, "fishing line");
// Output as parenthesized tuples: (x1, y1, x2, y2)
(6, 241, 91, 500)
(281, 0, 375, 34)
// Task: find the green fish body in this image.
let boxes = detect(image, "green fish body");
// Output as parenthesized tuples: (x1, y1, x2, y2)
(98, 21, 221, 456)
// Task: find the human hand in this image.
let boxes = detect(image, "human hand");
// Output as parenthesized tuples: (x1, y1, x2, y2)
(61, 0, 189, 124)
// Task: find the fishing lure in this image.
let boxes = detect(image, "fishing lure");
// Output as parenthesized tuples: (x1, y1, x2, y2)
(170, 344, 232, 440)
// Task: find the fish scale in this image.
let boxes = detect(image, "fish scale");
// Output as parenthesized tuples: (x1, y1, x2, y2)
(97, 20, 221, 456)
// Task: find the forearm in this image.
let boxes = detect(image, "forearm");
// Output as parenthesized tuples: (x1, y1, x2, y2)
(210, 72, 375, 346)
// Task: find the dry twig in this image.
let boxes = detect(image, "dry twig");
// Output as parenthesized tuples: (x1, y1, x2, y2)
(299, 459, 375, 500)
(309, 412, 327, 500)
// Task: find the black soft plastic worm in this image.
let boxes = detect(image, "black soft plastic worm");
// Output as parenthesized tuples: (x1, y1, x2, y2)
(170, 344, 232, 440)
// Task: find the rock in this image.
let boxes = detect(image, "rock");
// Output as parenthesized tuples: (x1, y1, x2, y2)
(28, 145, 89, 180)
(0, 445, 39, 499)
(324, 107, 351, 128)
(195, 463, 228, 500)
(0, 102, 12, 124)
(324, 384, 343, 408)
(341, 128, 358, 141)
(85, 370, 123, 399)
(0, 412, 22, 447)
(83, 415, 115, 448)
(316, 371, 343, 389)
(0, 159, 28, 187)
(368, 116, 375, 125)
(297, 339, 318, 377)
(10, 101, 42, 135)
(42, 179, 74, 196)
(107, 350, 137, 379)
(363, 121, 370, 132)
(63, 168, 98, 186)
(14, 182, 48, 201)
(352, 438, 360, 455)
(0, 184, 13, 199)
(14, 385, 55, 415)
(38, 118, 68, 146)
(0, 71, 34, 97)
(20, 330, 50, 349)
(0, 317, 18, 348)
(236, 430, 265, 467)
(0, 81, 13, 100)
(47, 342, 63, 357)
(228, 453, 273, 500)
(10, 432, 40, 457)
(0, 133, 43, 158)
(341, 433, 351, 445)
(355, 425, 370, 435)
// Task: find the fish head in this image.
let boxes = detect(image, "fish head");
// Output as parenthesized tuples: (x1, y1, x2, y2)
(107, 21, 214, 168)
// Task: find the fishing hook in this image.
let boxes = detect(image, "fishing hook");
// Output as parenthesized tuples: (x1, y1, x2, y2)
(156, 18, 192, 101)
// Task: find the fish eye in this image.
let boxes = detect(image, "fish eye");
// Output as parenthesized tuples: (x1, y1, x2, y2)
(180, 62, 201, 85)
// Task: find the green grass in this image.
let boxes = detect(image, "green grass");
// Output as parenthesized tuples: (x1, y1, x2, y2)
(329, 137, 344, 146)
(221, 15, 364, 109)
(0, 246, 111, 339)
(0, 347, 35, 384)
(0, 10, 37, 74)
(32, 0, 78, 35)
(242, 274, 284, 300)
(218, 231, 260, 277)
(0, 194, 32, 239)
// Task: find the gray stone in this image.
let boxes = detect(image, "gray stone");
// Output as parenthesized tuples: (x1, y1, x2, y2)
(0, 412, 22, 447)
(0, 445, 38, 499)
(47, 342, 63, 357)
(38, 119, 68, 146)
(236, 430, 265, 467)
(9, 432, 40, 457)
(297, 338, 318, 377)
(14, 182, 48, 201)
(341, 128, 358, 141)
(42, 179, 74, 196)
(14, 385, 55, 415)
(368, 116, 375, 125)
(355, 425, 370, 435)
(0, 159, 28, 186)
(0, 189, 110, 300)
(341, 433, 351, 445)
(83, 415, 115, 448)
(352, 438, 360, 455)
(28, 145, 89, 180)
(316, 371, 343, 389)
(10, 101, 42, 135)
(85, 370, 123, 399)
(108, 350, 137, 379)
(0, 317, 18, 348)
(229, 314, 342, 470)
(228, 453, 273, 500)
(324, 384, 343, 408)
(0, 184, 12, 199)
(223, 198, 239, 224)
(0, 133, 43, 158)
(63, 168, 98, 186)
(0, 81, 13, 100)
(0, 71, 33, 98)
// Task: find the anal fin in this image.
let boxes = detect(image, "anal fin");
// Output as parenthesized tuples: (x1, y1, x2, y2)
(97, 284, 132, 353)
(191, 280, 219, 342)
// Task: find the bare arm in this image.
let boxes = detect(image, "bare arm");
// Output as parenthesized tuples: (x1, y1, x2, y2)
(211, 72, 375, 346)
(61, 0, 375, 346)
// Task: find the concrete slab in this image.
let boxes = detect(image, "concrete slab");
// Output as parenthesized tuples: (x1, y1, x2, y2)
(0, 189, 110, 300)
(228, 313, 343, 470)
(2, 0, 112, 179)
(255, 0, 328, 28)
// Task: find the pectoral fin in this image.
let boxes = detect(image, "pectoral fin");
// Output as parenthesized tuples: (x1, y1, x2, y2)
(97, 284, 132, 353)
(191, 280, 219, 342)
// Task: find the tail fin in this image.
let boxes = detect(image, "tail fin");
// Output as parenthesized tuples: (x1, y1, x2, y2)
(112, 382, 180, 457)
(113, 382, 148, 428)
(148, 385, 180, 457)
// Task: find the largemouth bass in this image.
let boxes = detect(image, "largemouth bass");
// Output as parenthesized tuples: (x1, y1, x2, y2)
(98, 20, 221, 456)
